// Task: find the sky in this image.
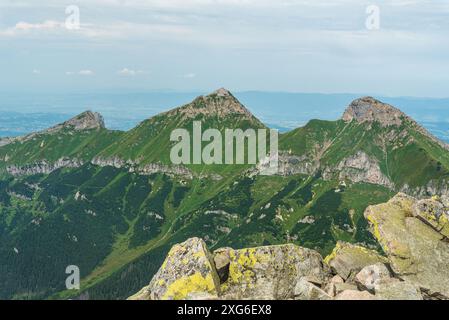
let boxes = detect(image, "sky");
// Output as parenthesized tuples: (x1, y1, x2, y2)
(0, 0, 448, 97)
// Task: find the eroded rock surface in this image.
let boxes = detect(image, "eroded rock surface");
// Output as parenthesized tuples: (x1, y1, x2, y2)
(365, 193, 449, 298)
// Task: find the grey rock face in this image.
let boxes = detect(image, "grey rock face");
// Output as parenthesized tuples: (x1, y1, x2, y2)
(374, 279, 423, 300)
(365, 193, 449, 298)
(323, 151, 394, 189)
(342, 97, 406, 127)
(334, 290, 377, 300)
(324, 241, 388, 281)
(59, 111, 105, 131)
(7, 158, 84, 176)
(355, 263, 391, 291)
(294, 278, 331, 300)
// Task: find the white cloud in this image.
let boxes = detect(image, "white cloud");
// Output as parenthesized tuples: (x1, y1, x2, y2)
(66, 70, 94, 76)
(32, 69, 41, 74)
(117, 68, 145, 76)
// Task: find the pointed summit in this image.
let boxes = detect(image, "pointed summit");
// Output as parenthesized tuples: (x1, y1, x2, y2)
(170, 88, 258, 122)
(209, 87, 232, 97)
(342, 97, 406, 126)
(59, 111, 105, 131)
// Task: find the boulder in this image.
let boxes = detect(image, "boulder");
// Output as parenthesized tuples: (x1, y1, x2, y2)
(294, 278, 332, 300)
(213, 248, 231, 283)
(334, 283, 358, 295)
(334, 290, 377, 300)
(324, 241, 387, 280)
(355, 263, 391, 291)
(325, 275, 344, 297)
(412, 198, 449, 238)
(374, 279, 423, 300)
(365, 193, 449, 298)
(220, 244, 330, 300)
(128, 238, 221, 300)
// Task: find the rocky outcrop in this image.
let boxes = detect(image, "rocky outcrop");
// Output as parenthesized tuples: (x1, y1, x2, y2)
(59, 111, 105, 131)
(92, 157, 196, 180)
(323, 151, 394, 189)
(218, 244, 330, 300)
(365, 193, 449, 298)
(324, 242, 387, 281)
(0, 111, 105, 148)
(6, 158, 84, 176)
(166, 88, 260, 124)
(130, 239, 332, 301)
(342, 97, 406, 127)
(128, 238, 221, 300)
(130, 193, 449, 301)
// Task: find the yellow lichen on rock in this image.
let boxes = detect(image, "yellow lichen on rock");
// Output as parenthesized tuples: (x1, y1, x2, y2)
(364, 193, 449, 297)
(162, 272, 217, 300)
(324, 241, 387, 280)
(133, 237, 221, 300)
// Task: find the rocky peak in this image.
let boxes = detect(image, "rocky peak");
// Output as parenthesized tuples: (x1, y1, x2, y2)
(342, 97, 406, 127)
(210, 87, 232, 97)
(60, 111, 105, 131)
(170, 88, 257, 121)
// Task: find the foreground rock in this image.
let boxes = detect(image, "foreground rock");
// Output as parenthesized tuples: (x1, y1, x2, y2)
(128, 238, 220, 300)
(219, 244, 330, 300)
(324, 241, 387, 280)
(365, 193, 449, 298)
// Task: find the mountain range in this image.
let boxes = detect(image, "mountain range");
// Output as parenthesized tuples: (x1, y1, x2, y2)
(1, 89, 449, 300)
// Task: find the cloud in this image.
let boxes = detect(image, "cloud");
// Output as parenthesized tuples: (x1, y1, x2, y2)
(32, 69, 41, 74)
(0, 20, 64, 36)
(15, 20, 63, 31)
(182, 73, 196, 78)
(66, 70, 94, 76)
(117, 68, 145, 76)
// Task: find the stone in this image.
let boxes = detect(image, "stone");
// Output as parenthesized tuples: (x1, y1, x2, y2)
(128, 238, 221, 300)
(374, 279, 423, 300)
(355, 263, 391, 291)
(294, 278, 331, 300)
(220, 244, 330, 300)
(324, 241, 387, 280)
(334, 283, 358, 295)
(334, 290, 377, 300)
(213, 248, 231, 283)
(325, 275, 345, 297)
(412, 198, 449, 238)
(365, 193, 449, 298)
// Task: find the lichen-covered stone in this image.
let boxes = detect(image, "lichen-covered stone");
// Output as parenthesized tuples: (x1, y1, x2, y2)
(220, 244, 330, 300)
(412, 198, 449, 238)
(365, 193, 449, 298)
(128, 238, 220, 300)
(324, 241, 387, 280)
(355, 263, 391, 291)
